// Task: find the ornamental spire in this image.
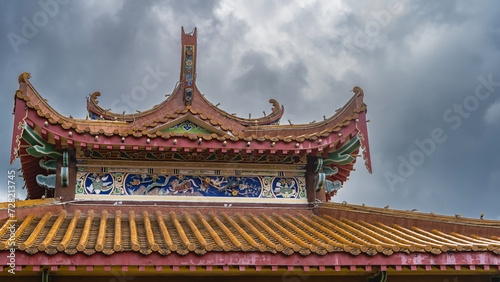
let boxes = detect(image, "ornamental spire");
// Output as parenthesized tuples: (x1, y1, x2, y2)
(180, 27, 197, 106)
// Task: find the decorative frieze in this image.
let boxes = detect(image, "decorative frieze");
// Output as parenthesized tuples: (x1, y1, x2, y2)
(76, 169, 306, 200)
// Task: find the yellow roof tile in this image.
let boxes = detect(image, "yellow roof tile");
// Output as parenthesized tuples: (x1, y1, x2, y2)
(2, 210, 499, 257)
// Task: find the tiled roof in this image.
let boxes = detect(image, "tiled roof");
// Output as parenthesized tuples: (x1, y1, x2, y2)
(16, 72, 366, 143)
(2, 210, 499, 257)
(14, 72, 372, 196)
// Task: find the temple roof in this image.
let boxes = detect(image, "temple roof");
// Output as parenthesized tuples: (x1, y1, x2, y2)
(11, 28, 371, 160)
(11, 27, 372, 199)
(1, 201, 499, 258)
(13, 72, 369, 160)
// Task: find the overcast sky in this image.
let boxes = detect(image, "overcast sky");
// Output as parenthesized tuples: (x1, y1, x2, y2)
(1, 0, 499, 220)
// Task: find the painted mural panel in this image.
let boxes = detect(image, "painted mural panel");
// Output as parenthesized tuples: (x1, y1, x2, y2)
(76, 172, 306, 200)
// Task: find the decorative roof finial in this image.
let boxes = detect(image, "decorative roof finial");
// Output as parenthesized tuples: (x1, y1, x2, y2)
(181, 27, 197, 106)
(18, 72, 31, 84)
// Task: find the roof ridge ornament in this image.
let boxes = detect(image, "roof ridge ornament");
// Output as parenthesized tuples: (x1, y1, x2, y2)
(181, 27, 197, 106)
(353, 86, 364, 96)
(89, 92, 100, 105)
(18, 72, 31, 84)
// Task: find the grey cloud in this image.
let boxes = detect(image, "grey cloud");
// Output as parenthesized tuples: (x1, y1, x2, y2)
(1, 0, 499, 219)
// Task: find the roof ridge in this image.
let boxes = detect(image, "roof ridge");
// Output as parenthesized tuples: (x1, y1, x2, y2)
(0, 198, 58, 210)
(321, 202, 500, 226)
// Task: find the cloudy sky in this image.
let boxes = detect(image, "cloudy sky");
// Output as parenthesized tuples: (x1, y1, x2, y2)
(1, 0, 499, 219)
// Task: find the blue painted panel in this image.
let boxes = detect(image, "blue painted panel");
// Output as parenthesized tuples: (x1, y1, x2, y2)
(76, 172, 306, 199)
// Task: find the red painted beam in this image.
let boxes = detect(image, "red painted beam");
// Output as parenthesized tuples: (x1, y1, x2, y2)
(23, 106, 360, 153)
(22, 107, 365, 155)
(54, 135, 61, 149)
(26, 118, 34, 128)
(4, 251, 499, 268)
(41, 128, 48, 140)
(336, 139, 345, 149)
(67, 139, 74, 149)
